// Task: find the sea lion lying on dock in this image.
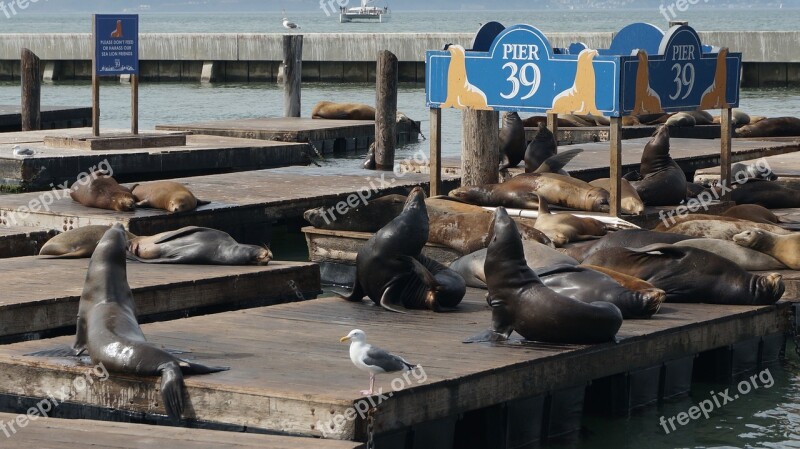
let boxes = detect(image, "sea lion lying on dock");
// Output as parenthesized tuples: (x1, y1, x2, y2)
(674, 238, 787, 271)
(733, 229, 800, 270)
(131, 181, 208, 213)
(722, 204, 780, 224)
(39, 225, 137, 258)
(559, 229, 694, 262)
(531, 195, 609, 246)
(70, 171, 136, 212)
(657, 218, 791, 240)
(311, 101, 376, 120)
(588, 178, 645, 215)
(127, 226, 272, 265)
(726, 182, 800, 209)
(735, 116, 800, 138)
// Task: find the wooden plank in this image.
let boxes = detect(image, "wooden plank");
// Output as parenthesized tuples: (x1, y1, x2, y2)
(0, 412, 362, 448)
(0, 290, 787, 441)
(0, 257, 320, 341)
(0, 226, 56, 259)
(43, 133, 187, 151)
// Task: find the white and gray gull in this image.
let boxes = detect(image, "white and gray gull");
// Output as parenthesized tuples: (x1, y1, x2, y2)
(282, 17, 300, 30)
(340, 329, 417, 395)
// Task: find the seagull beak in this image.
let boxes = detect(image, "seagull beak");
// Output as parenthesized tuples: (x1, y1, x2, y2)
(339, 336, 350, 342)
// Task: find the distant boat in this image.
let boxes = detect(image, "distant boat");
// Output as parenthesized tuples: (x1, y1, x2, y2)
(339, 0, 390, 23)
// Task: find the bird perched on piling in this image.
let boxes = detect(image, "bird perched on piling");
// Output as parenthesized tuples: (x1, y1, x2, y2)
(340, 329, 417, 395)
(282, 17, 300, 30)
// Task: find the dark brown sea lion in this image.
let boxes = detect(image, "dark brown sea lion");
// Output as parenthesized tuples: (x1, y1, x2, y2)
(70, 172, 136, 212)
(529, 148, 583, 175)
(127, 227, 272, 265)
(582, 244, 785, 304)
(304, 194, 406, 232)
(581, 265, 659, 292)
(29, 224, 229, 422)
(727, 182, 800, 209)
(627, 125, 688, 206)
(588, 178, 645, 215)
(723, 204, 780, 224)
(675, 238, 787, 271)
(658, 219, 791, 240)
(465, 207, 622, 344)
(131, 181, 207, 213)
(498, 112, 526, 170)
(532, 195, 608, 246)
(311, 101, 375, 120)
(735, 117, 800, 138)
(557, 229, 695, 262)
(524, 123, 557, 173)
(339, 187, 466, 312)
(39, 225, 137, 258)
(522, 115, 577, 128)
(733, 229, 800, 270)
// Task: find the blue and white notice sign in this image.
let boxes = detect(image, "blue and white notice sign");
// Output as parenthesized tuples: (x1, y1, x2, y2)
(94, 14, 139, 76)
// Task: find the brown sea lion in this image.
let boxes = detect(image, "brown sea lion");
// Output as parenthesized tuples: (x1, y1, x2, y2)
(675, 238, 787, 271)
(588, 178, 645, 215)
(465, 207, 622, 344)
(665, 112, 696, 127)
(627, 125, 688, 206)
(522, 115, 577, 128)
(131, 181, 207, 213)
(523, 123, 557, 174)
(304, 194, 406, 232)
(128, 227, 272, 265)
(581, 265, 659, 292)
(311, 101, 376, 120)
(722, 204, 780, 224)
(735, 117, 800, 138)
(726, 182, 800, 209)
(70, 172, 136, 212)
(653, 213, 769, 231)
(39, 225, 137, 258)
(564, 229, 695, 262)
(532, 195, 608, 246)
(582, 244, 785, 305)
(498, 112, 526, 170)
(657, 218, 792, 239)
(733, 229, 800, 270)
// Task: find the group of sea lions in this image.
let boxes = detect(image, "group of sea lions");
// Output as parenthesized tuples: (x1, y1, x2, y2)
(70, 172, 208, 213)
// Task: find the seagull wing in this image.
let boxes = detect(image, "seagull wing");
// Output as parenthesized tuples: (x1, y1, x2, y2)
(362, 345, 414, 373)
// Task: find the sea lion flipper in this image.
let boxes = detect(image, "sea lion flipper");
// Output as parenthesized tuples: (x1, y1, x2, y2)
(150, 227, 208, 244)
(135, 199, 151, 208)
(404, 256, 441, 290)
(463, 329, 510, 343)
(25, 346, 84, 357)
(534, 148, 584, 173)
(379, 282, 409, 314)
(39, 248, 94, 259)
(160, 362, 185, 423)
(195, 199, 211, 206)
(333, 281, 365, 302)
(178, 360, 230, 374)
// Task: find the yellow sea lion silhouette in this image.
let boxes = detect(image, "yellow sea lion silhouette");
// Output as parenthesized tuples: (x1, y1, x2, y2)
(441, 45, 490, 110)
(550, 49, 602, 116)
(631, 50, 663, 115)
(699, 48, 729, 110)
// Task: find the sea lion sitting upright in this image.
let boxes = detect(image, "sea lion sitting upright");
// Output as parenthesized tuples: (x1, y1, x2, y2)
(524, 123, 557, 174)
(127, 227, 272, 265)
(498, 112, 526, 171)
(31, 224, 229, 422)
(339, 187, 466, 312)
(131, 181, 207, 213)
(39, 225, 137, 258)
(311, 101, 376, 120)
(466, 207, 622, 344)
(628, 125, 687, 206)
(70, 171, 136, 212)
(733, 229, 800, 270)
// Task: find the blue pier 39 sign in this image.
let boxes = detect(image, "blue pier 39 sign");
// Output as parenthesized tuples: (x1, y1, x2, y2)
(94, 14, 139, 76)
(426, 22, 741, 118)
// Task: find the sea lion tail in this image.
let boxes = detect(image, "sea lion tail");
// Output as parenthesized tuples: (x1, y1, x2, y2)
(179, 360, 230, 374)
(463, 329, 510, 343)
(404, 256, 441, 291)
(195, 199, 211, 206)
(333, 281, 366, 302)
(160, 362, 185, 423)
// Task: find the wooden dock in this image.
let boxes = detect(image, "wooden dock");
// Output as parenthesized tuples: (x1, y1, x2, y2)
(402, 137, 800, 181)
(694, 150, 800, 188)
(0, 128, 312, 192)
(0, 290, 788, 445)
(540, 124, 721, 145)
(0, 105, 91, 133)
(0, 413, 362, 449)
(0, 166, 459, 243)
(0, 258, 320, 342)
(0, 226, 55, 259)
(156, 117, 421, 154)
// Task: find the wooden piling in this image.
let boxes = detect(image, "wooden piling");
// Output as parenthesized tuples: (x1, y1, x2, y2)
(720, 107, 733, 201)
(282, 35, 303, 118)
(374, 50, 398, 170)
(20, 48, 41, 131)
(430, 108, 442, 195)
(609, 116, 623, 216)
(461, 109, 500, 186)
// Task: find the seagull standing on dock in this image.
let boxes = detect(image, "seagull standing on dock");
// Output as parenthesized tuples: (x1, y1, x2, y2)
(340, 329, 417, 395)
(282, 17, 300, 30)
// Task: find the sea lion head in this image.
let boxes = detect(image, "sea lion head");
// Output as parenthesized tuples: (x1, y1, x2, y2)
(404, 186, 427, 211)
(448, 185, 489, 206)
(502, 112, 521, 126)
(91, 223, 129, 270)
(111, 192, 136, 212)
(621, 196, 645, 215)
(753, 272, 785, 304)
(167, 192, 197, 213)
(252, 245, 273, 265)
(732, 229, 765, 249)
(585, 187, 611, 213)
(649, 124, 670, 148)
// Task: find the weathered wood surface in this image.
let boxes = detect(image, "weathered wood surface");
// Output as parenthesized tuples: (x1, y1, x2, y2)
(43, 132, 187, 150)
(461, 109, 499, 186)
(0, 166, 459, 239)
(0, 128, 311, 191)
(695, 151, 800, 189)
(0, 291, 787, 440)
(0, 258, 320, 341)
(0, 412, 362, 448)
(0, 226, 56, 259)
(283, 35, 303, 118)
(374, 50, 398, 170)
(402, 137, 800, 182)
(20, 48, 41, 132)
(0, 105, 91, 133)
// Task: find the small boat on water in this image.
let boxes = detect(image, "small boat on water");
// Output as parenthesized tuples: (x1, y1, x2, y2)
(339, 0, 391, 23)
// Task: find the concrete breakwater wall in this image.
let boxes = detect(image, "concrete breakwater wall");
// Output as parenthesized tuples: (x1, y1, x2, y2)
(0, 32, 797, 87)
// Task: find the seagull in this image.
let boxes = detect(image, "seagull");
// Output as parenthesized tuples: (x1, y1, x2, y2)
(12, 144, 33, 156)
(340, 329, 417, 396)
(282, 18, 300, 30)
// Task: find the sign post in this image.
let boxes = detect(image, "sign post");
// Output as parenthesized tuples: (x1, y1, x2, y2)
(92, 14, 139, 136)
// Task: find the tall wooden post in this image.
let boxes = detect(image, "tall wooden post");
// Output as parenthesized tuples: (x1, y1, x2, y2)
(430, 108, 442, 195)
(609, 116, 623, 216)
(546, 112, 558, 147)
(374, 50, 398, 170)
(282, 35, 303, 118)
(720, 107, 732, 201)
(92, 17, 100, 136)
(462, 109, 500, 186)
(131, 74, 139, 135)
(20, 48, 41, 131)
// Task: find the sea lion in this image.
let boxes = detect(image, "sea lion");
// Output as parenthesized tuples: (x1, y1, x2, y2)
(582, 244, 785, 305)
(529, 148, 583, 176)
(728, 182, 800, 209)
(733, 229, 800, 270)
(563, 229, 695, 262)
(653, 213, 771, 231)
(522, 115, 578, 128)
(127, 227, 272, 265)
(658, 219, 791, 240)
(722, 204, 780, 224)
(466, 207, 622, 344)
(524, 123, 557, 174)
(665, 112, 696, 127)
(450, 172, 610, 213)
(588, 178, 645, 215)
(70, 172, 136, 212)
(699, 48, 730, 110)
(498, 112, 526, 170)
(441, 44, 489, 109)
(581, 265, 659, 292)
(39, 225, 136, 258)
(674, 238, 787, 270)
(304, 194, 406, 232)
(730, 162, 778, 182)
(131, 181, 206, 213)
(685, 182, 710, 199)
(31, 224, 229, 422)
(362, 143, 376, 169)
(550, 49, 602, 116)
(712, 109, 751, 127)
(532, 195, 608, 246)
(311, 101, 375, 120)
(339, 187, 466, 312)
(628, 125, 688, 206)
(735, 117, 800, 138)
(631, 49, 663, 115)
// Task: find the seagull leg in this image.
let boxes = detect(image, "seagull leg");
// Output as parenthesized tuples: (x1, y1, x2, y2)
(361, 374, 375, 396)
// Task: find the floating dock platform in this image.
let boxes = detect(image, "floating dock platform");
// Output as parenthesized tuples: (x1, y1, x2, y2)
(0, 290, 789, 446)
(0, 226, 55, 259)
(539, 124, 722, 145)
(0, 257, 320, 342)
(0, 105, 92, 133)
(0, 128, 312, 192)
(156, 117, 421, 154)
(694, 150, 800, 189)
